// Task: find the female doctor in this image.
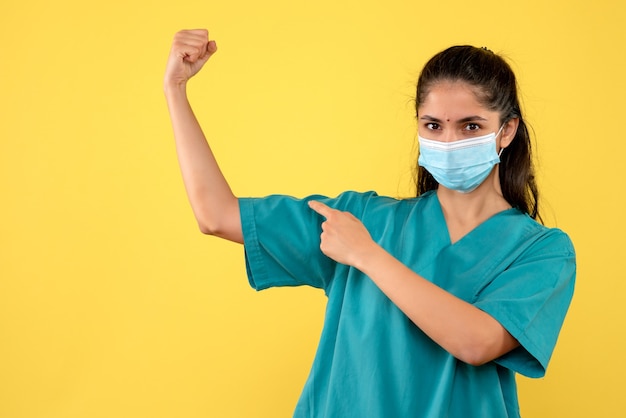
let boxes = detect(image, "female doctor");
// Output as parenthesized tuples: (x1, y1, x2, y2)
(164, 29, 575, 418)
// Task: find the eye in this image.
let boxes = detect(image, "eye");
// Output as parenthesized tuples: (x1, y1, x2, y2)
(464, 123, 481, 131)
(425, 122, 440, 130)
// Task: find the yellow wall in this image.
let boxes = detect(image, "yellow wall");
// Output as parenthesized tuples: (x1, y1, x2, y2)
(1, 0, 624, 417)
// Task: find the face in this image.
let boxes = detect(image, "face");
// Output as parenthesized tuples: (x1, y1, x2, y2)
(417, 81, 517, 150)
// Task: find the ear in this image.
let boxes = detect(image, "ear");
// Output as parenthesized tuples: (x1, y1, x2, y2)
(499, 118, 519, 149)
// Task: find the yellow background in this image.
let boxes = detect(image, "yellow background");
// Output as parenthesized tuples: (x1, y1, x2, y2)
(1, 0, 624, 417)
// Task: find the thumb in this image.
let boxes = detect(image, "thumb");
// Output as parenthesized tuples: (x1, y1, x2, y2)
(183, 39, 217, 64)
(189, 40, 217, 70)
(201, 39, 218, 60)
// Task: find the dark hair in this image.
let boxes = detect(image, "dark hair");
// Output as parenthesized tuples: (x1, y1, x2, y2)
(414, 45, 541, 221)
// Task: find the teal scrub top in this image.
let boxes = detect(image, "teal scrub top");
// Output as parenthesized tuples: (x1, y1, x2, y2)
(239, 190, 576, 418)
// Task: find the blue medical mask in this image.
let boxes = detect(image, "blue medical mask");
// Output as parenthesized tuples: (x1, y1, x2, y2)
(418, 126, 504, 193)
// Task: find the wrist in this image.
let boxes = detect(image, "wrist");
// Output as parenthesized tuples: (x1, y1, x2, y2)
(352, 241, 384, 272)
(163, 79, 188, 96)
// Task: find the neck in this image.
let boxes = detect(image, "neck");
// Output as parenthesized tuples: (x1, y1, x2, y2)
(436, 168, 511, 224)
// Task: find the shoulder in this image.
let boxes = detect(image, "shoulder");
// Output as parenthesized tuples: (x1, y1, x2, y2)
(516, 214, 576, 258)
(500, 214, 577, 293)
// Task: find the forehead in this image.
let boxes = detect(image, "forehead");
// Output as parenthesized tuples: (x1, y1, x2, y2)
(418, 81, 494, 118)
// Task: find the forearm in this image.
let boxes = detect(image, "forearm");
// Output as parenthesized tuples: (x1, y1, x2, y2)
(355, 244, 519, 366)
(165, 83, 242, 243)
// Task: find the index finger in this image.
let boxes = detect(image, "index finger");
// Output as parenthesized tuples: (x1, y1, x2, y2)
(307, 200, 336, 218)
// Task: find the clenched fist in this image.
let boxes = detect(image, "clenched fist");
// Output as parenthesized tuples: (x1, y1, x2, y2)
(164, 29, 217, 89)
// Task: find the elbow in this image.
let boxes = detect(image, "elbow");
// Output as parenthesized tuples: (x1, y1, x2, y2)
(456, 337, 518, 367)
(198, 222, 214, 235)
(197, 216, 244, 244)
(452, 317, 519, 367)
(454, 334, 501, 366)
(193, 200, 243, 243)
(458, 348, 492, 367)
(197, 219, 221, 236)
(194, 206, 233, 236)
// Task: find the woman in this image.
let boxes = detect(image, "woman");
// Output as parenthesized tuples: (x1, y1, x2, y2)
(164, 29, 575, 417)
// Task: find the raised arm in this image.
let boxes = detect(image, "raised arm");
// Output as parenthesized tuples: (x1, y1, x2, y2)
(164, 29, 242, 243)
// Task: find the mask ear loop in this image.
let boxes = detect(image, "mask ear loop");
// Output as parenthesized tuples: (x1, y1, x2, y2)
(496, 124, 506, 158)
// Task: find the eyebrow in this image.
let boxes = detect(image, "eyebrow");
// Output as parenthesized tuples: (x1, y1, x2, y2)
(419, 115, 489, 123)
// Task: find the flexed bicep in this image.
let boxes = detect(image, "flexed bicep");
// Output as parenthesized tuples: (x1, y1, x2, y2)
(164, 29, 242, 244)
